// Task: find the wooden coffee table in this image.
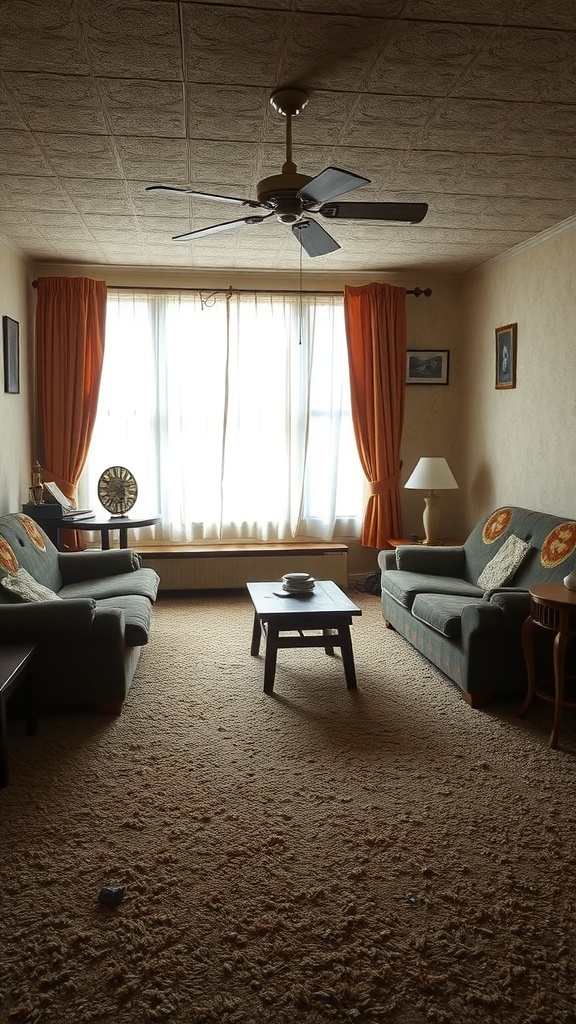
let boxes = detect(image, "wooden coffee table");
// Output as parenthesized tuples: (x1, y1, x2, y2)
(246, 580, 362, 694)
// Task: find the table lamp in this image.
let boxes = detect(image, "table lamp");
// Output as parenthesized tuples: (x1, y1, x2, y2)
(404, 457, 458, 545)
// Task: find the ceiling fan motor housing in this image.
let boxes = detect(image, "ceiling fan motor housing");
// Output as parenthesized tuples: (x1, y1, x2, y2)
(257, 171, 314, 213)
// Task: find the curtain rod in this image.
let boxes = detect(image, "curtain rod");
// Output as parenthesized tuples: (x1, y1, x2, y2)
(31, 280, 431, 298)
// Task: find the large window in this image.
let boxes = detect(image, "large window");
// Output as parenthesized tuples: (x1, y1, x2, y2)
(83, 289, 364, 543)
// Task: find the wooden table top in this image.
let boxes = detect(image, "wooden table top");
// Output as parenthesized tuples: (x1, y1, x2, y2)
(246, 580, 361, 619)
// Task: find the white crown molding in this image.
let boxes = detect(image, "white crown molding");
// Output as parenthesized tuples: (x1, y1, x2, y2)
(464, 211, 576, 277)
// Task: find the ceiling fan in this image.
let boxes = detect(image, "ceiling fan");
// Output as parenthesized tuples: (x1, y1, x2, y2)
(146, 88, 428, 258)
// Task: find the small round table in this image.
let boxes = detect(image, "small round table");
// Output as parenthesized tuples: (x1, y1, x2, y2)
(61, 514, 161, 550)
(520, 582, 576, 749)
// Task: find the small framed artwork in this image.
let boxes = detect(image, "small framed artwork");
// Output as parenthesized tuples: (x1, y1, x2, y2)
(406, 349, 449, 385)
(2, 316, 19, 394)
(495, 323, 517, 390)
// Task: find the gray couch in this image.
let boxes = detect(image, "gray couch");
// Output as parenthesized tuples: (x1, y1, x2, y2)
(378, 506, 576, 707)
(0, 512, 160, 712)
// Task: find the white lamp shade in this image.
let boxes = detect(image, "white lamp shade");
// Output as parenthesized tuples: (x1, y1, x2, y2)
(405, 457, 458, 491)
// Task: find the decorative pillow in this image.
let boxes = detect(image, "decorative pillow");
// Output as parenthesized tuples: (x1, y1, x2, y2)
(477, 534, 531, 589)
(0, 567, 62, 602)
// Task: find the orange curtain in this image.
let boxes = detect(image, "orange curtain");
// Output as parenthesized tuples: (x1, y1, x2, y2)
(343, 282, 406, 549)
(35, 277, 107, 546)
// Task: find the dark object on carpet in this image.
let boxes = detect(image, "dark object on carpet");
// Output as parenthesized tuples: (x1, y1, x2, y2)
(363, 572, 381, 595)
(98, 886, 125, 906)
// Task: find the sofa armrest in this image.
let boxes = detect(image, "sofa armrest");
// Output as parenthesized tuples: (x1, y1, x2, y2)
(460, 601, 506, 640)
(58, 549, 141, 584)
(488, 589, 530, 630)
(0, 599, 96, 642)
(378, 550, 397, 571)
(395, 545, 466, 576)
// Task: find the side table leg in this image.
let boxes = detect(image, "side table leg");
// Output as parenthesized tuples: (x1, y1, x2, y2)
(339, 624, 357, 690)
(263, 623, 279, 695)
(519, 615, 536, 717)
(550, 629, 568, 750)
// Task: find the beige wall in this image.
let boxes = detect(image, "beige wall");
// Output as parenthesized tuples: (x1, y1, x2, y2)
(0, 240, 34, 515)
(458, 219, 576, 537)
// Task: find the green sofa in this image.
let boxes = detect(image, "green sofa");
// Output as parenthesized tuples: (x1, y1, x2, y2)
(378, 506, 576, 706)
(0, 512, 160, 712)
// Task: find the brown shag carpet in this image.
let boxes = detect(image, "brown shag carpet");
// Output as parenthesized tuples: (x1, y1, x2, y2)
(2, 589, 576, 1024)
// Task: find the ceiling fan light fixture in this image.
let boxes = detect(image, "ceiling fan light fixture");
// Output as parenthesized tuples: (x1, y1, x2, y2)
(269, 88, 309, 117)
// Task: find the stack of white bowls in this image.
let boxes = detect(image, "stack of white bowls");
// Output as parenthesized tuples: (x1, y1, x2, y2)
(281, 572, 315, 594)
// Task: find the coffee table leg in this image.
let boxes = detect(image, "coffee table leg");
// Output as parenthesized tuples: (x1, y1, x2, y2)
(263, 623, 279, 694)
(323, 628, 336, 656)
(250, 612, 262, 656)
(339, 625, 357, 690)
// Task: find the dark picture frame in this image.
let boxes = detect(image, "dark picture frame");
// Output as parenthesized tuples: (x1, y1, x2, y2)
(2, 316, 19, 394)
(495, 323, 517, 390)
(406, 349, 450, 385)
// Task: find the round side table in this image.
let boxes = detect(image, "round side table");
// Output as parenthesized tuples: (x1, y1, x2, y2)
(520, 582, 576, 749)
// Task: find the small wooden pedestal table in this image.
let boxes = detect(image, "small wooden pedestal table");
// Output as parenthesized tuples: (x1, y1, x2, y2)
(246, 580, 362, 694)
(0, 643, 37, 787)
(520, 582, 576, 749)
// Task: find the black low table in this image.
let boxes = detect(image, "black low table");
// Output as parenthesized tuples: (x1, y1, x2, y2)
(0, 643, 37, 787)
(246, 580, 362, 694)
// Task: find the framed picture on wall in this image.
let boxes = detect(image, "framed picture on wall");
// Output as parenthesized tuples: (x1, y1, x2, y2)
(406, 349, 450, 385)
(2, 316, 19, 394)
(495, 323, 517, 390)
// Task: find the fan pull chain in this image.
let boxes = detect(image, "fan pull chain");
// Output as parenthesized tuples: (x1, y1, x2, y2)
(299, 241, 303, 346)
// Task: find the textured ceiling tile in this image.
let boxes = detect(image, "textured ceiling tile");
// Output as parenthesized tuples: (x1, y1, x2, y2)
(186, 84, 272, 143)
(0, 0, 89, 74)
(0, 176, 76, 212)
(77, 0, 182, 79)
(417, 97, 576, 157)
(338, 94, 441, 148)
(273, 14, 394, 93)
(0, 131, 55, 175)
(401, 0, 576, 29)
(99, 80, 185, 137)
(40, 134, 122, 178)
(454, 28, 576, 102)
(0, 77, 28, 130)
(114, 138, 189, 181)
(367, 22, 492, 96)
(63, 179, 135, 215)
(182, 5, 290, 86)
(4, 73, 107, 133)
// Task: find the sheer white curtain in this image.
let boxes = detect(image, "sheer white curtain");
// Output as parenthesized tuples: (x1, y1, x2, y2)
(84, 289, 364, 543)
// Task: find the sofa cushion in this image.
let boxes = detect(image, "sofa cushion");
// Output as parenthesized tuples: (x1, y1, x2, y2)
(411, 593, 485, 639)
(381, 570, 483, 610)
(94, 595, 153, 646)
(1, 567, 62, 603)
(477, 534, 531, 589)
(58, 567, 159, 603)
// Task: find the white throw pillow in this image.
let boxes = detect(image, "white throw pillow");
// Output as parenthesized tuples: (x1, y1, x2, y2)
(477, 534, 531, 589)
(1, 566, 62, 602)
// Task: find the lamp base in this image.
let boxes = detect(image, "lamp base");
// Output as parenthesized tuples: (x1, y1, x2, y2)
(422, 492, 440, 545)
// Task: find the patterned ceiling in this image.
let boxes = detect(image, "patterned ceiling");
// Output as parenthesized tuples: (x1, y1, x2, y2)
(1, 0, 576, 274)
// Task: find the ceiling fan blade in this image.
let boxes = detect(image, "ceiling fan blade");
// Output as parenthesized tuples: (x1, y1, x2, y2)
(146, 185, 263, 209)
(173, 214, 273, 241)
(292, 219, 340, 257)
(298, 167, 370, 205)
(319, 201, 429, 225)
